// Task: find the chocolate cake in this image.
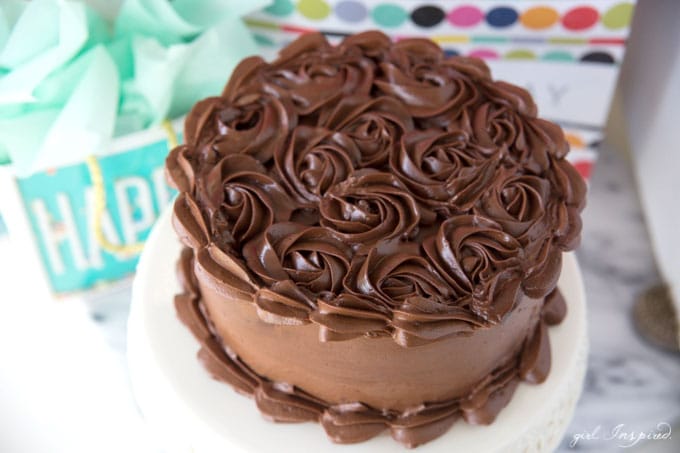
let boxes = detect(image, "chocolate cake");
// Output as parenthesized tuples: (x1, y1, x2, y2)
(165, 31, 586, 448)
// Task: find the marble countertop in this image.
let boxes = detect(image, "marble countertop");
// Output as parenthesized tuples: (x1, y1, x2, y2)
(557, 142, 680, 451)
(1, 141, 678, 452)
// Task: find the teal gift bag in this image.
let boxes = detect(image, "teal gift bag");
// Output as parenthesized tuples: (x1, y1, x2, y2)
(0, 119, 181, 296)
(0, 0, 268, 297)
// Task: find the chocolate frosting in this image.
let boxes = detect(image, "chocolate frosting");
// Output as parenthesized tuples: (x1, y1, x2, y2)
(166, 32, 585, 340)
(166, 30, 585, 448)
(175, 248, 564, 448)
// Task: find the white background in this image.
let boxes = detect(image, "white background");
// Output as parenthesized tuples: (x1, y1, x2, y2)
(0, 235, 154, 453)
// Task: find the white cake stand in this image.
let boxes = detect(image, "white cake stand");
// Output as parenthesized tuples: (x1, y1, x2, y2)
(128, 208, 588, 453)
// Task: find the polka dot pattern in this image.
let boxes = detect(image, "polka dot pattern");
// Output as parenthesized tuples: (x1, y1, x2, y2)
(520, 6, 559, 30)
(469, 49, 499, 60)
(564, 133, 585, 149)
(411, 5, 445, 28)
(562, 6, 600, 31)
(251, 1, 631, 66)
(259, 2, 635, 33)
(335, 1, 367, 23)
(253, 33, 275, 46)
(486, 6, 518, 28)
(434, 48, 614, 64)
(298, 0, 331, 20)
(265, 0, 295, 17)
(581, 51, 615, 64)
(572, 161, 593, 179)
(542, 51, 575, 62)
(447, 5, 484, 27)
(602, 2, 634, 29)
(505, 49, 536, 60)
(371, 3, 408, 28)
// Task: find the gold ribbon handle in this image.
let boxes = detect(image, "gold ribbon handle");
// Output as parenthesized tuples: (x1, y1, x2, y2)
(86, 119, 179, 256)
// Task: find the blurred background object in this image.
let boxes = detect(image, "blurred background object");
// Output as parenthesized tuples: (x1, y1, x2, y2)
(634, 284, 679, 351)
(618, 0, 680, 349)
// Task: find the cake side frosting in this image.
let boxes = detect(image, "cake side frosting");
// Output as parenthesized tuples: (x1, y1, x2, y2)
(165, 30, 586, 448)
(174, 246, 568, 448)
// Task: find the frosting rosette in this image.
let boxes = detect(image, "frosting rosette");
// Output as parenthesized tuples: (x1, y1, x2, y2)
(319, 170, 431, 252)
(469, 98, 569, 175)
(242, 222, 352, 297)
(338, 30, 392, 61)
(318, 95, 413, 167)
(166, 144, 197, 193)
(374, 39, 485, 119)
(258, 33, 375, 116)
(344, 242, 454, 308)
(470, 101, 526, 154)
(477, 168, 551, 245)
(391, 129, 500, 212)
(482, 80, 537, 118)
(201, 154, 293, 247)
(423, 215, 524, 321)
(474, 168, 560, 298)
(183, 89, 296, 164)
(274, 126, 361, 206)
(547, 156, 587, 251)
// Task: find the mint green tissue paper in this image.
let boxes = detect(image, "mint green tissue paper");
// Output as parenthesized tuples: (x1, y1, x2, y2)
(0, 45, 119, 174)
(171, 0, 270, 31)
(116, 0, 269, 44)
(33, 46, 119, 171)
(130, 17, 261, 123)
(0, 1, 27, 52)
(0, 0, 270, 175)
(116, 0, 198, 45)
(0, 0, 89, 104)
(168, 19, 261, 119)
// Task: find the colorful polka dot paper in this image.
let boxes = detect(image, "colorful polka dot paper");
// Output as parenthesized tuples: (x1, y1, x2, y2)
(248, 1, 633, 63)
(246, 0, 637, 181)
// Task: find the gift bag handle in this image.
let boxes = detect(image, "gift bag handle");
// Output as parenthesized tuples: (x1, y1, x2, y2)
(85, 120, 179, 256)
